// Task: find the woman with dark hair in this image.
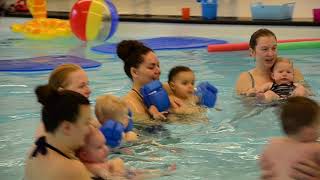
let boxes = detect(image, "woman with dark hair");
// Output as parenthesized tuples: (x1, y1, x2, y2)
(25, 85, 94, 180)
(117, 40, 167, 124)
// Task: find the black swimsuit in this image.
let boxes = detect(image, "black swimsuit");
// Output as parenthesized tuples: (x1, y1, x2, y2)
(31, 136, 104, 180)
(31, 136, 71, 159)
(270, 82, 295, 98)
(248, 71, 255, 88)
(131, 89, 169, 135)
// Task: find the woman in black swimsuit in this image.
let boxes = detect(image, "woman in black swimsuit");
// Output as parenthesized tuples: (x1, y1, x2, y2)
(24, 85, 100, 180)
(235, 28, 305, 96)
(234, 29, 319, 179)
(117, 40, 170, 127)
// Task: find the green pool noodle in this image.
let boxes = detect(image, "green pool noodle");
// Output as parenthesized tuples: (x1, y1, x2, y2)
(278, 41, 320, 50)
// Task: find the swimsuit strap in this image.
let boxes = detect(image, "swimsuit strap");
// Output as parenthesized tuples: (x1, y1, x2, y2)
(131, 88, 144, 100)
(92, 177, 105, 180)
(31, 136, 71, 159)
(247, 71, 255, 88)
(131, 89, 154, 118)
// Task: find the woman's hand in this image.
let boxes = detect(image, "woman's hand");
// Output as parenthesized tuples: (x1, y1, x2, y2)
(245, 88, 258, 97)
(152, 111, 168, 121)
(292, 83, 308, 97)
(290, 159, 320, 180)
(148, 105, 167, 121)
(169, 96, 183, 108)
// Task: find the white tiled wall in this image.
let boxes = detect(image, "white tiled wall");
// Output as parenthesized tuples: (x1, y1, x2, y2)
(47, 0, 320, 18)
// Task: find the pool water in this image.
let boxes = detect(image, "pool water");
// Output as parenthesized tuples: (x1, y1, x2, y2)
(0, 17, 320, 180)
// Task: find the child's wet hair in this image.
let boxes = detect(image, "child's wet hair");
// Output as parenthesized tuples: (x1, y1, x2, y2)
(280, 96, 320, 135)
(271, 57, 293, 72)
(95, 94, 127, 124)
(168, 66, 193, 82)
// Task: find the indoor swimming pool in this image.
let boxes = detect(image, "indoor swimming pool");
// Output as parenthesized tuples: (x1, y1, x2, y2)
(0, 17, 319, 180)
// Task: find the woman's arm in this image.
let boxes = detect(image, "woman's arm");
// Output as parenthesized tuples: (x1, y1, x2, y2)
(123, 93, 151, 123)
(260, 154, 276, 180)
(290, 159, 320, 180)
(163, 82, 173, 96)
(293, 67, 304, 82)
(59, 160, 92, 180)
(293, 68, 314, 96)
(85, 162, 116, 180)
(235, 72, 254, 95)
(256, 83, 272, 93)
(148, 105, 167, 120)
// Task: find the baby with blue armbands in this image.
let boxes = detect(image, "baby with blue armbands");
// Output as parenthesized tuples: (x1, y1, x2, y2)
(140, 80, 171, 120)
(95, 94, 138, 149)
(168, 66, 218, 114)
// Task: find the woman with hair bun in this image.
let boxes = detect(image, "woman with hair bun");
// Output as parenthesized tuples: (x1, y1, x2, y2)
(117, 40, 167, 125)
(25, 85, 94, 180)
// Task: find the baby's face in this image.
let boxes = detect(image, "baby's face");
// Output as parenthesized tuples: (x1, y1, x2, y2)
(85, 131, 109, 163)
(271, 61, 294, 85)
(171, 71, 195, 99)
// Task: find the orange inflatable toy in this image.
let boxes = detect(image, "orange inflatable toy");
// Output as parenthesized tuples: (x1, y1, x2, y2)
(10, 0, 71, 40)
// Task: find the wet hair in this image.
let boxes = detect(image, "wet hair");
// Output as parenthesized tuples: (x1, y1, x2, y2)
(249, 28, 277, 50)
(271, 57, 293, 72)
(48, 64, 82, 90)
(35, 84, 90, 133)
(168, 66, 193, 82)
(95, 94, 127, 125)
(280, 96, 320, 135)
(116, 40, 153, 80)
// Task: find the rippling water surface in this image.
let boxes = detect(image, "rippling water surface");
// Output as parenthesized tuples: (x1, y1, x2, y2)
(0, 17, 320, 180)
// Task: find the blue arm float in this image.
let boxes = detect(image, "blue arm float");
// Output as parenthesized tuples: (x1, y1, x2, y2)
(196, 81, 218, 108)
(100, 120, 124, 148)
(197, 0, 217, 3)
(140, 80, 170, 112)
(124, 110, 134, 133)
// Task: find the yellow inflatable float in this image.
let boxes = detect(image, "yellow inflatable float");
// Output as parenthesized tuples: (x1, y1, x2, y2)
(10, 0, 71, 40)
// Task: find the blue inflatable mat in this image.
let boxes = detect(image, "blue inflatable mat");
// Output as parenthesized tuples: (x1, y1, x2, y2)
(0, 55, 101, 72)
(91, 36, 228, 54)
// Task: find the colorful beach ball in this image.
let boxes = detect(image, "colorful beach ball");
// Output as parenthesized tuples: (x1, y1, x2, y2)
(70, 0, 118, 41)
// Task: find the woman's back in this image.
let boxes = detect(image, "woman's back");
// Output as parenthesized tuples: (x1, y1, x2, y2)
(25, 144, 92, 180)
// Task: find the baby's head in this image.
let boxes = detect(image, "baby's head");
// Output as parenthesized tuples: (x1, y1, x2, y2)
(271, 57, 294, 85)
(78, 127, 109, 163)
(95, 94, 129, 127)
(168, 66, 195, 99)
(281, 96, 320, 142)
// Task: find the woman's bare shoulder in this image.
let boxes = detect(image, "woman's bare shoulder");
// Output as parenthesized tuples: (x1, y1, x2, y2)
(163, 82, 173, 95)
(235, 71, 253, 94)
(55, 159, 92, 180)
(293, 67, 304, 82)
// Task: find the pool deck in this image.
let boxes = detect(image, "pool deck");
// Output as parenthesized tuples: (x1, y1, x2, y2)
(3, 11, 320, 26)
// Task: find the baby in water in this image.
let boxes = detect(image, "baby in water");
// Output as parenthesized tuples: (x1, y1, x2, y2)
(78, 127, 176, 179)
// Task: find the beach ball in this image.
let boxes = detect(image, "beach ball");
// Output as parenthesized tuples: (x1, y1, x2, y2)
(70, 0, 118, 41)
